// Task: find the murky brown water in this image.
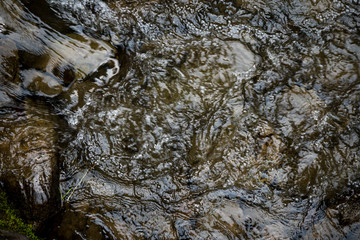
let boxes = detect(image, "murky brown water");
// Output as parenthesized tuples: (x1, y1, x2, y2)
(1, 0, 360, 239)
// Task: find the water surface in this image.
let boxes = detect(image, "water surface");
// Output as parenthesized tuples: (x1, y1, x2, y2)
(1, 0, 360, 239)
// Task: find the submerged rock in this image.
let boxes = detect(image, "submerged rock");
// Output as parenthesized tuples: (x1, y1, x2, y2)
(0, 0, 116, 232)
(334, 194, 360, 227)
(1, 0, 360, 238)
(0, 99, 60, 226)
(0, 230, 29, 240)
(0, 37, 22, 108)
(19, 50, 50, 72)
(1, 0, 115, 97)
(21, 69, 63, 97)
(0, 38, 19, 83)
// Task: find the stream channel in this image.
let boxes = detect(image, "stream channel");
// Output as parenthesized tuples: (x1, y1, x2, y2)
(0, 0, 360, 239)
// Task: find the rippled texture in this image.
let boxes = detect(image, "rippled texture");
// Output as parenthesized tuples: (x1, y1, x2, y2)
(0, 0, 114, 228)
(1, 0, 360, 239)
(0, 0, 114, 101)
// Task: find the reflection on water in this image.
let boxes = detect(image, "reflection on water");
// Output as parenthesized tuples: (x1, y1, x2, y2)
(0, 0, 360, 239)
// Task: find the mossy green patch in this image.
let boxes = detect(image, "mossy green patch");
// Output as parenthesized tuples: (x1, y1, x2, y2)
(0, 191, 40, 240)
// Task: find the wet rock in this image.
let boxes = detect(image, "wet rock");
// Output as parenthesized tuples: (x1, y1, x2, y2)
(300, 192, 360, 239)
(52, 64, 76, 87)
(0, 37, 22, 107)
(337, 197, 360, 226)
(0, 230, 28, 240)
(18, 50, 50, 71)
(42, 33, 115, 82)
(0, 99, 60, 226)
(46, 207, 110, 240)
(0, 2, 115, 230)
(275, 85, 324, 138)
(199, 200, 245, 238)
(10, 0, 359, 238)
(299, 216, 344, 240)
(0, 38, 19, 83)
(321, 53, 358, 91)
(1, 0, 115, 89)
(21, 69, 63, 97)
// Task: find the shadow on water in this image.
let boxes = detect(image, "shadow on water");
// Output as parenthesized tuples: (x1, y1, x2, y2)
(0, 0, 360, 239)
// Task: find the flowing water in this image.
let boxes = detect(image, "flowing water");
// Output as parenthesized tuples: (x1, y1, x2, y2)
(0, 0, 360, 239)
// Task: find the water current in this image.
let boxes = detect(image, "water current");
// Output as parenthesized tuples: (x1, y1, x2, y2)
(0, 0, 360, 239)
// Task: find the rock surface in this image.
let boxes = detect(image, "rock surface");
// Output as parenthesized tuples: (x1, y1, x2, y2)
(21, 69, 63, 97)
(0, 37, 22, 108)
(0, 99, 60, 224)
(0, 229, 29, 240)
(0, 0, 116, 228)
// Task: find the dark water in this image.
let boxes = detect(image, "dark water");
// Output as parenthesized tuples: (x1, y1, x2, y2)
(1, 0, 360, 239)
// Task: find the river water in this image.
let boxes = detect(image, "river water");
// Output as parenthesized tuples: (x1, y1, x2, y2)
(0, 0, 360, 239)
